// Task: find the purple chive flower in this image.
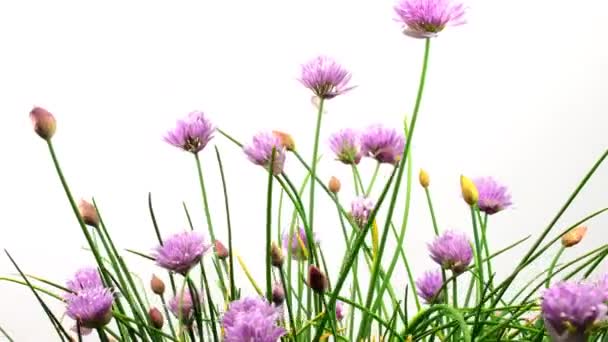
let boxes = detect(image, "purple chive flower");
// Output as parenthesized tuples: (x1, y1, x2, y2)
(67, 267, 103, 292)
(65, 287, 114, 329)
(243, 132, 287, 175)
(153, 231, 211, 275)
(336, 301, 345, 322)
(473, 177, 512, 215)
(360, 124, 406, 165)
(350, 196, 375, 228)
(394, 0, 466, 39)
(416, 270, 444, 304)
(168, 290, 201, 322)
(596, 275, 608, 302)
(329, 129, 362, 165)
(299, 56, 354, 99)
(164, 111, 215, 153)
(428, 230, 473, 274)
(222, 297, 286, 342)
(282, 226, 319, 261)
(542, 281, 608, 341)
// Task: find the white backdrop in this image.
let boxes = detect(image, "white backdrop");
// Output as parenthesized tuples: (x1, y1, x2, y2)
(1, 0, 607, 340)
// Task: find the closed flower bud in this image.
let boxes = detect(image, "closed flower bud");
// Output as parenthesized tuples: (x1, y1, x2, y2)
(307, 265, 328, 294)
(78, 199, 99, 228)
(562, 226, 588, 248)
(272, 131, 295, 151)
(30, 106, 56, 140)
(419, 169, 430, 188)
(149, 307, 164, 329)
(328, 176, 341, 194)
(460, 175, 479, 206)
(271, 283, 285, 306)
(214, 240, 229, 260)
(150, 274, 165, 296)
(270, 242, 284, 268)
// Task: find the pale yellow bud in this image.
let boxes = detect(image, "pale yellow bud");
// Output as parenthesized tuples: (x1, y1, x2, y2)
(328, 176, 341, 193)
(562, 226, 588, 247)
(460, 175, 479, 206)
(419, 169, 430, 188)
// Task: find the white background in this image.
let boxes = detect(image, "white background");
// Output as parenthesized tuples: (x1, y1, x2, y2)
(1, 0, 607, 340)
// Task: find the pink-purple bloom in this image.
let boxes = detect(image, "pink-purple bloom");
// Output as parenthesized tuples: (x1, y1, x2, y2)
(329, 129, 361, 165)
(394, 0, 466, 39)
(243, 132, 287, 175)
(299, 56, 354, 99)
(428, 230, 473, 274)
(360, 124, 405, 165)
(350, 196, 375, 228)
(282, 226, 319, 261)
(222, 297, 286, 342)
(336, 301, 345, 322)
(67, 267, 103, 292)
(153, 231, 211, 275)
(64, 268, 114, 329)
(542, 281, 608, 341)
(473, 177, 512, 215)
(164, 111, 215, 153)
(416, 270, 444, 304)
(169, 290, 198, 323)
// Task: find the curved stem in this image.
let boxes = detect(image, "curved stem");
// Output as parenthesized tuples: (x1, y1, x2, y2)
(266, 148, 276, 301)
(279, 268, 297, 339)
(470, 206, 484, 304)
(545, 246, 565, 288)
(307, 97, 325, 257)
(365, 162, 380, 196)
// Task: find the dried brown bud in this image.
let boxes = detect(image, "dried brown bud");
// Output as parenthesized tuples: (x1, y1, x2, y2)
(562, 226, 588, 247)
(419, 169, 430, 188)
(272, 283, 285, 306)
(150, 274, 165, 296)
(307, 265, 328, 294)
(149, 307, 164, 329)
(272, 131, 295, 151)
(30, 106, 56, 140)
(214, 240, 229, 260)
(78, 199, 99, 228)
(271, 242, 284, 268)
(328, 176, 341, 194)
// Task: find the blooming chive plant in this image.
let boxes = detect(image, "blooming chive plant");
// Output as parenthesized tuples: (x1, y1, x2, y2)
(5, 1, 608, 341)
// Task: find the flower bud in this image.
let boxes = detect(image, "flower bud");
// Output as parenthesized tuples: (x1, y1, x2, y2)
(271, 242, 284, 268)
(78, 199, 99, 228)
(30, 106, 56, 140)
(419, 169, 430, 188)
(214, 240, 229, 260)
(328, 176, 341, 194)
(149, 307, 164, 329)
(272, 283, 285, 306)
(272, 131, 295, 151)
(460, 175, 479, 206)
(307, 265, 328, 294)
(150, 274, 165, 296)
(562, 226, 588, 248)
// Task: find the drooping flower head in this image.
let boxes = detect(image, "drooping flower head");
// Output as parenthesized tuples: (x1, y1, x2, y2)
(360, 124, 405, 165)
(65, 286, 114, 329)
(243, 132, 287, 175)
(542, 281, 608, 341)
(168, 290, 200, 323)
(350, 196, 375, 228)
(153, 231, 211, 275)
(299, 56, 354, 99)
(164, 111, 215, 153)
(222, 297, 286, 342)
(282, 226, 319, 261)
(428, 230, 473, 274)
(416, 270, 444, 304)
(473, 177, 512, 215)
(329, 129, 362, 165)
(67, 267, 103, 292)
(394, 0, 466, 39)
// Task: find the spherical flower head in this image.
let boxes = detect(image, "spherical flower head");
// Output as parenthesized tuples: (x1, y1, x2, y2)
(299, 56, 354, 100)
(416, 270, 444, 304)
(473, 177, 512, 215)
(428, 230, 473, 274)
(350, 196, 375, 228)
(153, 231, 210, 275)
(282, 226, 319, 261)
(164, 111, 215, 153)
(271, 283, 285, 306)
(361, 124, 405, 165)
(329, 129, 362, 165)
(542, 281, 608, 339)
(335, 301, 345, 322)
(65, 287, 114, 329)
(66, 268, 103, 292)
(243, 132, 287, 175)
(394, 0, 466, 39)
(30, 106, 56, 140)
(168, 290, 196, 323)
(222, 297, 286, 342)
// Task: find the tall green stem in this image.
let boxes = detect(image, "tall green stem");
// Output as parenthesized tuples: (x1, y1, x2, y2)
(308, 97, 325, 248)
(470, 206, 484, 304)
(365, 162, 381, 196)
(545, 246, 565, 288)
(266, 149, 276, 301)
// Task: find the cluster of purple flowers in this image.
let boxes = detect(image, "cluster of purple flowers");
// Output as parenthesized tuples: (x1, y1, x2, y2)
(221, 297, 285, 342)
(64, 268, 114, 331)
(329, 125, 406, 166)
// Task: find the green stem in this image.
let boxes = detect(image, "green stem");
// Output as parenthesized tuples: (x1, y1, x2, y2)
(352, 165, 366, 195)
(97, 328, 110, 342)
(546, 246, 565, 288)
(266, 148, 276, 302)
(352, 166, 361, 195)
(200, 264, 219, 342)
(307, 97, 325, 257)
(424, 188, 440, 236)
(452, 274, 458, 308)
(365, 162, 381, 196)
(279, 268, 297, 340)
(161, 295, 177, 338)
(470, 206, 484, 305)
(478, 212, 493, 289)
